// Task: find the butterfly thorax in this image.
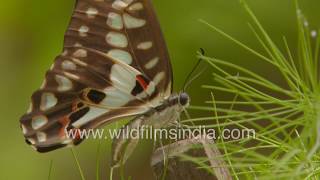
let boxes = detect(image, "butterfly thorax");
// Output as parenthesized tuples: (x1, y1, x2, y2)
(142, 92, 190, 128)
(154, 92, 190, 112)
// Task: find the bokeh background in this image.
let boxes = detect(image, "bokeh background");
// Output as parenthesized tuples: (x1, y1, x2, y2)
(1, 0, 320, 179)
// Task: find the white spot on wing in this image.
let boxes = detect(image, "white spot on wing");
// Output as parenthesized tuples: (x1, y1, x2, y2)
(153, 72, 165, 85)
(136, 82, 155, 99)
(32, 115, 48, 130)
(137, 41, 153, 50)
(74, 42, 83, 47)
(110, 64, 137, 92)
(27, 138, 36, 145)
(107, 12, 123, 30)
(145, 57, 159, 69)
(86, 7, 98, 18)
(79, 25, 89, 37)
(100, 64, 144, 107)
(62, 60, 77, 70)
(102, 87, 134, 107)
(21, 124, 27, 134)
(164, 81, 172, 99)
(55, 75, 73, 92)
(37, 132, 47, 143)
(27, 102, 33, 113)
(73, 49, 87, 58)
(106, 32, 128, 48)
(40, 93, 58, 111)
(112, 0, 133, 10)
(107, 49, 132, 64)
(128, 2, 143, 11)
(62, 50, 68, 56)
(123, 13, 146, 29)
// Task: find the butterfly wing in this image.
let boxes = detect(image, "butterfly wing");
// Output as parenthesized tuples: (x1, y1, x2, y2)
(20, 0, 173, 152)
(66, 0, 173, 95)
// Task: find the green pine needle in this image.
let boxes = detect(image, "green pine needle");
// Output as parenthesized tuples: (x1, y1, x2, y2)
(185, 0, 320, 179)
(71, 148, 86, 180)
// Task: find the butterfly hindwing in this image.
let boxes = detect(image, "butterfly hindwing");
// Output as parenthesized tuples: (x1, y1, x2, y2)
(21, 48, 156, 152)
(20, 0, 173, 152)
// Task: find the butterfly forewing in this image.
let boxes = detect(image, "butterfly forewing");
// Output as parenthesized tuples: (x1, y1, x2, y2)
(65, 0, 172, 94)
(20, 0, 173, 152)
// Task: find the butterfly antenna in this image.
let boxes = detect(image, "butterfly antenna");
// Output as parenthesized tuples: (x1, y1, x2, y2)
(182, 48, 206, 92)
(184, 67, 208, 91)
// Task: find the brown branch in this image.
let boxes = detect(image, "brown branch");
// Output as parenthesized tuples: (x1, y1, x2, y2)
(151, 135, 232, 180)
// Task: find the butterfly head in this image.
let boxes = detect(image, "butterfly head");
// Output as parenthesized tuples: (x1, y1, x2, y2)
(178, 92, 190, 107)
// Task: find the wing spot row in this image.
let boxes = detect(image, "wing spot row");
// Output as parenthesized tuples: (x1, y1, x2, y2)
(106, 12, 146, 30)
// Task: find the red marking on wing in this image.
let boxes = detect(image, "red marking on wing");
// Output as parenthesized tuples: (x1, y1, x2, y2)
(59, 117, 69, 138)
(136, 75, 149, 90)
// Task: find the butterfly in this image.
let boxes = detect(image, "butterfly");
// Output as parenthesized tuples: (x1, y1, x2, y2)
(20, 0, 190, 162)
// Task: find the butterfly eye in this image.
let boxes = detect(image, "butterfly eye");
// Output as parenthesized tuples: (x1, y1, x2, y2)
(179, 93, 190, 106)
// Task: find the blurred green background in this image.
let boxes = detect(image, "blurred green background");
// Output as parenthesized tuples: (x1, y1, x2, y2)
(1, 0, 320, 179)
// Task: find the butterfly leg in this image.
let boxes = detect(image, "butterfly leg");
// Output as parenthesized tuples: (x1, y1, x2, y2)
(111, 115, 144, 168)
(111, 108, 161, 168)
